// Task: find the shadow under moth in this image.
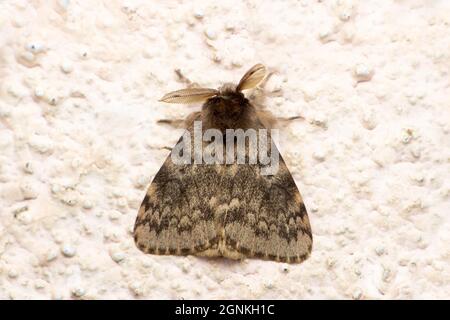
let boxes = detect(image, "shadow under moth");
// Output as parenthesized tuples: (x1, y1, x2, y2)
(134, 64, 312, 263)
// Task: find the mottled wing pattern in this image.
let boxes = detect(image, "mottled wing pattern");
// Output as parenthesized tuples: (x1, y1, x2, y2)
(220, 157, 312, 263)
(134, 127, 312, 263)
(134, 155, 221, 256)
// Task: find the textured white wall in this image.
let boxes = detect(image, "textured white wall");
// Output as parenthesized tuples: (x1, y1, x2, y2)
(0, 0, 449, 299)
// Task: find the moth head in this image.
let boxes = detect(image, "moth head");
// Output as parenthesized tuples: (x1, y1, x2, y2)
(159, 64, 267, 105)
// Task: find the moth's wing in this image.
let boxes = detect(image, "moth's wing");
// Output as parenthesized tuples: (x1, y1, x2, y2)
(134, 121, 312, 263)
(134, 138, 221, 256)
(221, 156, 313, 264)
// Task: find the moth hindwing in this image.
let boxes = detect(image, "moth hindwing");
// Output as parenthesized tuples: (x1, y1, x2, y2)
(134, 64, 312, 263)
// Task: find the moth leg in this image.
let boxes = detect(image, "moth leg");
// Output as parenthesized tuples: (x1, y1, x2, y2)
(259, 71, 276, 89)
(157, 111, 201, 129)
(157, 118, 186, 128)
(175, 69, 199, 88)
(247, 71, 275, 98)
(248, 70, 285, 113)
(277, 115, 304, 123)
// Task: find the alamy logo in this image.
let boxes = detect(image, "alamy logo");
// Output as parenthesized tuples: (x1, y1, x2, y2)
(171, 121, 280, 175)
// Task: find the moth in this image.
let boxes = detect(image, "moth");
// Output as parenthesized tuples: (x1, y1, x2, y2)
(134, 64, 312, 263)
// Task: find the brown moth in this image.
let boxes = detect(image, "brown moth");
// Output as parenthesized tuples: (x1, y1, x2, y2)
(134, 64, 312, 263)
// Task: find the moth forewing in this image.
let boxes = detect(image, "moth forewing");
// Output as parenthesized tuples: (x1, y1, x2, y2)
(159, 88, 218, 104)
